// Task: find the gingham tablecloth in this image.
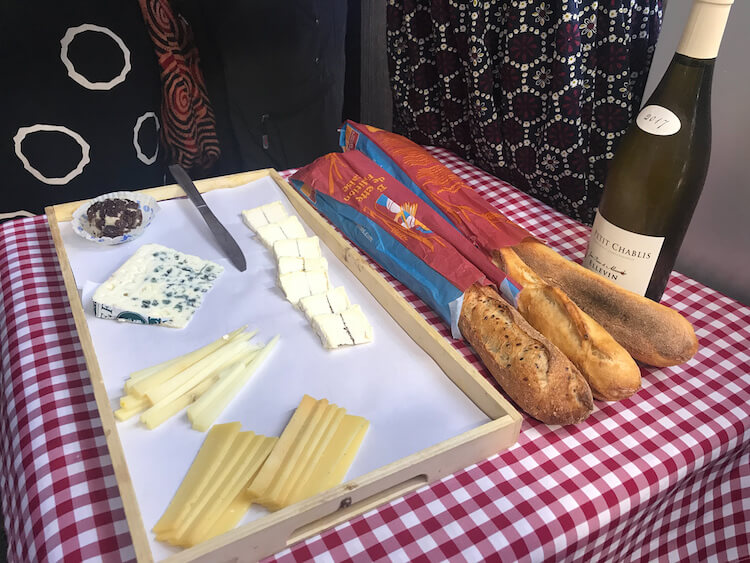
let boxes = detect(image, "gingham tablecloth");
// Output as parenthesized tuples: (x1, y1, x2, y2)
(1, 149, 748, 563)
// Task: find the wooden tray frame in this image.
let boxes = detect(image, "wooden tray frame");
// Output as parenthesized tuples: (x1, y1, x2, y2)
(46, 169, 522, 563)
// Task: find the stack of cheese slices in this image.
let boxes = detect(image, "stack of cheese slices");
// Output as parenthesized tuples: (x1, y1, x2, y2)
(242, 201, 373, 349)
(155, 395, 369, 548)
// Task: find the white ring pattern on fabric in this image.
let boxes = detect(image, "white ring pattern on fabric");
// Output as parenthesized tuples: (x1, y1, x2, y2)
(60, 24, 131, 91)
(0, 210, 35, 220)
(13, 125, 91, 185)
(133, 112, 160, 165)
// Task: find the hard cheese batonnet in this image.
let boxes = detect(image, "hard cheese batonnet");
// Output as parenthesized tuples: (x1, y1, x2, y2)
(114, 327, 278, 431)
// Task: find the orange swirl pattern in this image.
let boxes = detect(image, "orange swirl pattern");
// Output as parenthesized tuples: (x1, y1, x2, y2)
(138, 0, 220, 171)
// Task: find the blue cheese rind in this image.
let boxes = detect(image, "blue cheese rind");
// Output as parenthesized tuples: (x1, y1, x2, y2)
(92, 243, 223, 328)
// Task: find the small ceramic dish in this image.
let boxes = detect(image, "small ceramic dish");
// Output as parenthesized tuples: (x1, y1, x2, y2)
(72, 191, 160, 245)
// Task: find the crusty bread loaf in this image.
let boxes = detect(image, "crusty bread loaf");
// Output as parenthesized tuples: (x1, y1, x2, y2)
(459, 284, 593, 425)
(493, 248, 641, 401)
(512, 240, 699, 367)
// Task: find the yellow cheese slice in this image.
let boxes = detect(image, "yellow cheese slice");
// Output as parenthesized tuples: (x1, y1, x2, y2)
(275, 405, 346, 509)
(321, 416, 370, 491)
(247, 395, 370, 511)
(203, 491, 253, 542)
(250, 397, 329, 510)
(286, 414, 369, 506)
(266, 404, 345, 510)
(170, 431, 258, 544)
(178, 432, 264, 546)
(186, 434, 277, 546)
(246, 394, 318, 501)
(153, 422, 241, 534)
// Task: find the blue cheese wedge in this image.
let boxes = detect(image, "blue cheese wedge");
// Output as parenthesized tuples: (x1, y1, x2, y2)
(256, 215, 307, 248)
(92, 243, 223, 328)
(299, 287, 351, 321)
(277, 256, 328, 276)
(273, 236, 322, 260)
(278, 270, 330, 306)
(241, 201, 288, 232)
(311, 305, 373, 349)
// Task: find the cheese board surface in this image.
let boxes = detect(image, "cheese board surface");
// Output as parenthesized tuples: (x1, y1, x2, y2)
(47, 170, 520, 562)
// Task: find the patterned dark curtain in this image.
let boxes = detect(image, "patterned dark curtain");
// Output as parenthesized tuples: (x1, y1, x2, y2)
(387, 0, 663, 224)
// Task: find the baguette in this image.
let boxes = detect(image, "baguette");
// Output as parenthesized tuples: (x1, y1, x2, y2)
(493, 248, 641, 401)
(512, 240, 699, 367)
(459, 284, 593, 425)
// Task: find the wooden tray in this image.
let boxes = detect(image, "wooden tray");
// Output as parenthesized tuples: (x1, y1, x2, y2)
(46, 169, 522, 563)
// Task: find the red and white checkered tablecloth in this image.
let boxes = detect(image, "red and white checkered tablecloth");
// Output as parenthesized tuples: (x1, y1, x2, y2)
(1, 148, 748, 563)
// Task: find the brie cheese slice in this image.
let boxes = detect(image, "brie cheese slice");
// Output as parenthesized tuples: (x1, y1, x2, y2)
(311, 305, 373, 349)
(299, 287, 350, 321)
(278, 270, 331, 306)
(273, 236, 322, 260)
(241, 201, 288, 232)
(256, 215, 307, 248)
(277, 256, 329, 276)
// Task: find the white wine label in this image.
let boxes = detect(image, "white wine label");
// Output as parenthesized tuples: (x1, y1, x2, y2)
(636, 105, 681, 136)
(583, 213, 665, 296)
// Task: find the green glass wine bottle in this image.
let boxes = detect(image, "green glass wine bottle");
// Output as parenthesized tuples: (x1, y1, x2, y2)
(582, 0, 734, 302)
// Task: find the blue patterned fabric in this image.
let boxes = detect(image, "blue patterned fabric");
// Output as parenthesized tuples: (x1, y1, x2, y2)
(386, 0, 663, 224)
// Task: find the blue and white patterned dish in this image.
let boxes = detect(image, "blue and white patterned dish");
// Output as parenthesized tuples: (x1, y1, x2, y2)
(72, 190, 160, 245)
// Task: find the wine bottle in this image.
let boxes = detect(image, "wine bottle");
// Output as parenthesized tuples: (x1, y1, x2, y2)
(582, 0, 734, 302)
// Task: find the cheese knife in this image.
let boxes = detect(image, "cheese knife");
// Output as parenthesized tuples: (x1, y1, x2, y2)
(168, 164, 247, 272)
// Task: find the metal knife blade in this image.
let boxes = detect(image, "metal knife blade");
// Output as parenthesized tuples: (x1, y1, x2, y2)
(168, 164, 247, 272)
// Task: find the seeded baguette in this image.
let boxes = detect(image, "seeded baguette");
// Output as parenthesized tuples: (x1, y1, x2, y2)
(512, 240, 699, 367)
(459, 284, 593, 425)
(493, 248, 641, 401)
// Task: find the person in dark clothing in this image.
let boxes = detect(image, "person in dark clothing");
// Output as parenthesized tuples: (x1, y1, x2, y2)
(178, 0, 348, 174)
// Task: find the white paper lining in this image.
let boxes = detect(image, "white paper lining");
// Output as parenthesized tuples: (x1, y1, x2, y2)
(59, 175, 490, 561)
